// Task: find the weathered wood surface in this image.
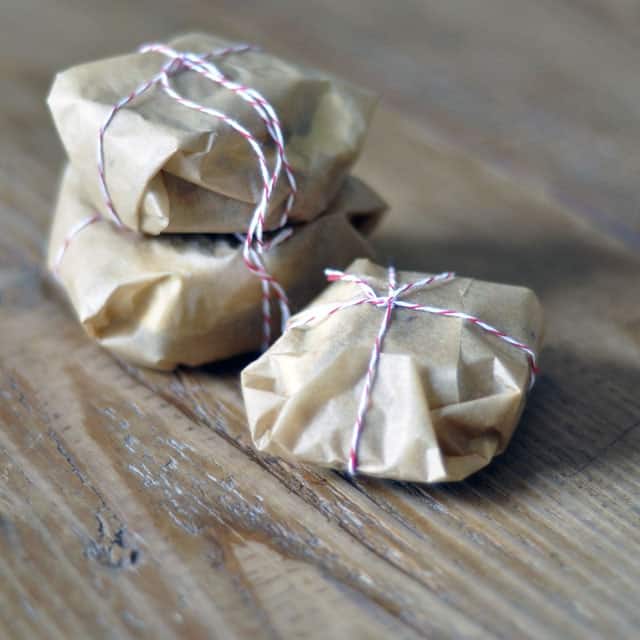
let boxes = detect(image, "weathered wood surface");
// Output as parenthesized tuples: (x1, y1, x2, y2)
(1, 1, 640, 638)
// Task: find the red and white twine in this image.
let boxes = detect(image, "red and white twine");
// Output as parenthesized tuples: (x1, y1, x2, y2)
(289, 267, 539, 476)
(54, 41, 297, 349)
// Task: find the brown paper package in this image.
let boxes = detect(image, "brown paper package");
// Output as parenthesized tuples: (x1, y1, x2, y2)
(47, 169, 386, 370)
(47, 33, 376, 235)
(241, 259, 544, 483)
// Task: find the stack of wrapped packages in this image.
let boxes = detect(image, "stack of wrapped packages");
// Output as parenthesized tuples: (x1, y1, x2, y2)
(47, 33, 385, 370)
(47, 34, 544, 483)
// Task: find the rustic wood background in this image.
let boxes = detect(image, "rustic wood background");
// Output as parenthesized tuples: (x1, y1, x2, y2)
(2, 1, 640, 638)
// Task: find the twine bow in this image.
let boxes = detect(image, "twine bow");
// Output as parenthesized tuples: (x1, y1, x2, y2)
(289, 266, 539, 475)
(54, 41, 296, 349)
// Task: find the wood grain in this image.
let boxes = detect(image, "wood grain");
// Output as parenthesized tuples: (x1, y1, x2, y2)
(1, 1, 639, 638)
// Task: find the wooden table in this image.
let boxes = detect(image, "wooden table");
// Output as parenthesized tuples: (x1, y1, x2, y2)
(2, 2, 639, 638)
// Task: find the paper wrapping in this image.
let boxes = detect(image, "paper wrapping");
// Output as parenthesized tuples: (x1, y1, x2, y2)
(47, 33, 376, 235)
(47, 169, 385, 370)
(241, 259, 544, 483)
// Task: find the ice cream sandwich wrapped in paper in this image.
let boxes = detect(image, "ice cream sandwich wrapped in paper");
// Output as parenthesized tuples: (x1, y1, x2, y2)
(47, 33, 376, 235)
(241, 259, 543, 483)
(47, 170, 385, 370)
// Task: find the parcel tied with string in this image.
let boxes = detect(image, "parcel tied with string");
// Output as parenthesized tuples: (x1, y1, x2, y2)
(47, 32, 376, 235)
(48, 169, 385, 370)
(241, 259, 544, 483)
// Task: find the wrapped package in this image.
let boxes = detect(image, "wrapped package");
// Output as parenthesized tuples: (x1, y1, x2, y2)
(241, 259, 543, 483)
(47, 169, 385, 370)
(47, 33, 376, 235)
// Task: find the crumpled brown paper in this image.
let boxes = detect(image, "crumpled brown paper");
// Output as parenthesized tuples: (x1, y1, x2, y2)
(241, 259, 544, 483)
(47, 33, 376, 235)
(47, 169, 385, 370)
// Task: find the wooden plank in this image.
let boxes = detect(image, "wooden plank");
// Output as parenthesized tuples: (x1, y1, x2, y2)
(1, 1, 639, 638)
